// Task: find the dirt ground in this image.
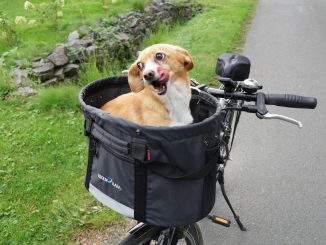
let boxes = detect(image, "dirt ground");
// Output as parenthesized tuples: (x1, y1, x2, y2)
(72, 219, 137, 245)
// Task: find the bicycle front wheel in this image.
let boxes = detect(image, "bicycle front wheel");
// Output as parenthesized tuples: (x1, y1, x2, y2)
(173, 223, 204, 245)
(119, 223, 204, 245)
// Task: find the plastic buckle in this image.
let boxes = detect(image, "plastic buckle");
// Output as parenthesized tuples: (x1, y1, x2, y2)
(131, 142, 147, 162)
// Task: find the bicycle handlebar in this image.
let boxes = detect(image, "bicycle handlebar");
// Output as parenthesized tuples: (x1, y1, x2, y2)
(264, 94, 317, 109)
(206, 88, 317, 109)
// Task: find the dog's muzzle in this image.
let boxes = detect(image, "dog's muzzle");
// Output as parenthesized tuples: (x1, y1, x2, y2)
(144, 68, 169, 95)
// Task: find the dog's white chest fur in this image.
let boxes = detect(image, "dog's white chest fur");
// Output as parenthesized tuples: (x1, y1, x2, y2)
(159, 81, 193, 126)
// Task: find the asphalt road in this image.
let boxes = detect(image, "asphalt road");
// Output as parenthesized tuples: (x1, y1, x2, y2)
(199, 0, 326, 244)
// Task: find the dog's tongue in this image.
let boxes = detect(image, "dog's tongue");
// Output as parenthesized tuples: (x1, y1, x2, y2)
(157, 67, 169, 84)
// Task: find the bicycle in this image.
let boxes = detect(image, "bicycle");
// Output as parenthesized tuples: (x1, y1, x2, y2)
(116, 53, 317, 245)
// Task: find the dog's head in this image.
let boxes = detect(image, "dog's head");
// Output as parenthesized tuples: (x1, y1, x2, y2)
(128, 44, 193, 95)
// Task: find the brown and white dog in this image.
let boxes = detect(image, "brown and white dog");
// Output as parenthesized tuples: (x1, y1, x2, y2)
(101, 44, 194, 127)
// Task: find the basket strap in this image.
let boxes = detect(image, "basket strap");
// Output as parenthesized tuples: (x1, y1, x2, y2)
(84, 116, 96, 190)
(131, 141, 148, 221)
(85, 136, 97, 190)
(134, 159, 148, 222)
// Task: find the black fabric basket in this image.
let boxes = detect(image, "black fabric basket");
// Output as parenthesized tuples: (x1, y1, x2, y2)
(79, 76, 223, 226)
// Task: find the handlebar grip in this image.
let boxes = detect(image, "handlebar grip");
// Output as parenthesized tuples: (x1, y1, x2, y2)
(265, 94, 317, 109)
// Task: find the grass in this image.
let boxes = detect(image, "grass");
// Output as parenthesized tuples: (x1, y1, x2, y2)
(30, 85, 80, 111)
(78, 55, 119, 87)
(0, 0, 151, 64)
(0, 68, 15, 99)
(142, 0, 257, 86)
(0, 100, 124, 244)
(0, 0, 257, 243)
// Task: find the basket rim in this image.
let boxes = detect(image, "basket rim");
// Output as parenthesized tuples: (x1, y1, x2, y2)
(79, 76, 222, 135)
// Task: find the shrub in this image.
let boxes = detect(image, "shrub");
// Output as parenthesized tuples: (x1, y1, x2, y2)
(0, 11, 19, 46)
(30, 85, 80, 111)
(0, 68, 15, 99)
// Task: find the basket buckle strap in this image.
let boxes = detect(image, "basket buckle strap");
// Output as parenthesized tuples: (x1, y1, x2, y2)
(131, 140, 147, 162)
(84, 116, 93, 136)
(131, 139, 148, 222)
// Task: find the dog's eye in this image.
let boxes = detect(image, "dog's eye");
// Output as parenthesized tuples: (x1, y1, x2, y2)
(137, 62, 144, 71)
(155, 52, 165, 61)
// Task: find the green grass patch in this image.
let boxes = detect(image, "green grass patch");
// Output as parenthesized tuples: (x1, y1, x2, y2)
(141, 0, 258, 86)
(0, 68, 15, 99)
(78, 56, 119, 87)
(30, 85, 80, 111)
(0, 102, 124, 244)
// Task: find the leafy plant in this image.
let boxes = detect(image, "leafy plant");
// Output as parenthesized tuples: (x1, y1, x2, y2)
(24, 0, 65, 30)
(30, 85, 80, 111)
(79, 55, 117, 86)
(0, 68, 15, 99)
(0, 11, 19, 46)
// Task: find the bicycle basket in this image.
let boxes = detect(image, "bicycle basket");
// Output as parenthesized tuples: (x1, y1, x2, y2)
(79, 76, 223, 226)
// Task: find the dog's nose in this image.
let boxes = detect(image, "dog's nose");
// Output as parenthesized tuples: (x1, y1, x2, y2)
(144, 70, 155, 81)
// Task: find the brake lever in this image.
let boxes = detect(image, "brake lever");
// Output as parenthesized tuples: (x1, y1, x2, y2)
(256, 112, 303, 128)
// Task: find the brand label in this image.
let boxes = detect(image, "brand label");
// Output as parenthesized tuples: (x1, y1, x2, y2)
(98, 173, 122, 191)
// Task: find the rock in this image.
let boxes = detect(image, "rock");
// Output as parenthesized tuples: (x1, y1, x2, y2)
(48, 45, 69, 66)
(14, 59, 28, 67)
(156, 11, 170, 19)
(181, 6, 193, 19)
(32, 57, 42, 62)
(16, 87, 37, 97)
(32, 62, 54, 73)
(12, 68, 29, 86)
(69, 49, 85, 63)
(43, 77, 59, 86)
(69, 39, 93, 49)
(85, 45, 98, 56)
(132, 22, 147, 35)
(54, 68, 65, 80)
(117, 33, 130, 42)
(32, 62, 55, 82)
(63, 64, 79, 77)
(68, 30, 80, 44)
(32, 61, 43, 68)
(90, 31, 100, 40)
(130, 18, 139, 28)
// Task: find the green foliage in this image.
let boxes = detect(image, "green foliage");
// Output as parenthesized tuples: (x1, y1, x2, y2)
(0, 0, 150, 61)
(30, 85, 80, 111)
(0, 103, 124, 243)
(26, 0, 65, 30)
(141, 24, 180, 49)
(131, 0, 148, 12)
(0, 68, 15, 99)
(141, 0, 258, 86)
(0, 11, 19, 47)
(79, 56, 117, 86)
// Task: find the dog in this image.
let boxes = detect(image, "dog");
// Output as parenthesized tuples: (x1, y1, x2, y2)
(101, 44, 194, 127)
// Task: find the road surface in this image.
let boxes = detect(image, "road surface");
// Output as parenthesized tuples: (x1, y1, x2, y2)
(199, 0, 326, 244)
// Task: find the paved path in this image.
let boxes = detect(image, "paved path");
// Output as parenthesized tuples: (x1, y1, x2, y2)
(199, 0, 326, 244)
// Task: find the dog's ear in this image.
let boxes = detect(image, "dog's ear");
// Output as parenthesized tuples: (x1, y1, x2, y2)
(175, 46, 194, 71)
(128, 63, 144, 93)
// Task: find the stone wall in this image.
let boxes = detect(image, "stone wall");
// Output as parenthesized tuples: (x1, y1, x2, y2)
(12, 0, 202, 96)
